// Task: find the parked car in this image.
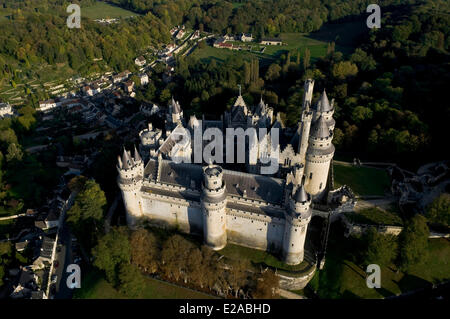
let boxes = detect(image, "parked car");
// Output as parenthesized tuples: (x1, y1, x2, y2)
(51, 275, 58, 284)
(53, 260, 59, 268)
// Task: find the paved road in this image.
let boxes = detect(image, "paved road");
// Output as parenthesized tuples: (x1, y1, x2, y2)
(53, 222, 74, 299)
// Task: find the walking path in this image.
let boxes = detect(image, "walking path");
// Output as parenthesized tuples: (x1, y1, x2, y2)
(0, 213, 26, 221)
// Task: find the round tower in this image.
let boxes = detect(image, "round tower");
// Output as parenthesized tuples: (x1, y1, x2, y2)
(312, 90, 335, 131)
(117, 146, 144, 228)
(282, 185, 312, 265)
(304, 115, 335, 200)
(201, 164, 227, 250)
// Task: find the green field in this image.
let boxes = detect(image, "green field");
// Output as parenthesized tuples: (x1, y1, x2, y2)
(191, 18, 365, 65)
(192, 32, 328, 66)
(308, 225, 450, 299)
(334, 163, 390, 196)
(345, 207, 403, 226)
(83, 2, 139, 20)
(75, 268, 215, 299)
(218, 243, 309, 272)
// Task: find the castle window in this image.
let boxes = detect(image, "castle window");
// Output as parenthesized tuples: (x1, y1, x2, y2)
(319, 182, 323, 190)
(295, 229, 297, 232)
(291, 244, 294, 247)
(309, 172, 313, 179)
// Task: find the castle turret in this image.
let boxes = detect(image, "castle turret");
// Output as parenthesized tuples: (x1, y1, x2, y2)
(167, 97, 183, 128)
(117, 146, 144, 228)
(298, 79, 314, 164)
(201, 164, 227, 250)
(312, 90, 335, 130)
(282, 185, 312, 265)
(304, 115, 335, 200)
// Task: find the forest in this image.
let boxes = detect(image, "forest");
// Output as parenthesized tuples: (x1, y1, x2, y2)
(134, 0, 449, 167)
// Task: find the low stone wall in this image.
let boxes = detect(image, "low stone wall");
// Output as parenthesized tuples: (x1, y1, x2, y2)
(340, 214, 403, 237)
(277, 263, 317, 290)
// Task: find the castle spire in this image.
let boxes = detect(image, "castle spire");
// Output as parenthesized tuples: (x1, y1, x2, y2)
(134, 145, 142, 163)
(122, 147, 130, 169)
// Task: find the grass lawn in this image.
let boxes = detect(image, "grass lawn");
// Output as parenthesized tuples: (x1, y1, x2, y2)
(82, 1, 139, 19)
(218, 243, 309, 272)
(191, 19, 364, 66)
(308, 224, 450, 299)
(192, 33, 328, 67)
(334, 163, 390, 196)
(307, 19, 368, 56)
(75, 268, 215, 299)
(345, 207, 403, 226)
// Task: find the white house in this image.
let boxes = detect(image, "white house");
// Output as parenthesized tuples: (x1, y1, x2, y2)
(139, 73, 149, 85)
(240, 33, 253, 42)
(135, 56, 146, 67)
(0, 102, 14, 118)
(38, 99, 57, 112)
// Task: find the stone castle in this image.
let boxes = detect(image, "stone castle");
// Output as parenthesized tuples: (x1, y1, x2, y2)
(117, 79, 355, 266)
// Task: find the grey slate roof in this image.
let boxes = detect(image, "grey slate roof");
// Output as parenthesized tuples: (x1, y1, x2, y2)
(144, 160, 285, 205)
(134, 145, 142, 162)
(293, 185, 308, 203)
(315, 90, 332, 112)
(171, 97, 181, 114)
(310, 115, 330, 139)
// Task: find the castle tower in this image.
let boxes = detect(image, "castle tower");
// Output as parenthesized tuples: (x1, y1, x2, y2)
(304, 115, 335, 200)
(312, 90, 335, 131)
(167, 97, 183, 127)
(117, 146, 144, 228)
(282, 185, 312, 265)
(201, 164, 227, 250)
(298, 79, 314, 164)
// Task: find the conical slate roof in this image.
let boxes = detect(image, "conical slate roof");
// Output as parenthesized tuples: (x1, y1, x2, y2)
(134, 145, 142, 163)
(171, 97, 181, 114)
(233, 94, 247, 108)
(311, 115, 330, 138)
(294, 185, 308, 203)
(255, 96, 266, 115)
(122, 147, 131, 169)
(315, 90, 332, 112)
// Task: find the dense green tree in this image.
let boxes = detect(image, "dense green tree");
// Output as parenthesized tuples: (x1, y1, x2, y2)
(92, 226, 131, 283)
(130, 228, 159, 274)
(362, 227, 398, 266)
(118, 263, 146, 298)
(398, 215, 429, 272)
(426, 193, 450, 227)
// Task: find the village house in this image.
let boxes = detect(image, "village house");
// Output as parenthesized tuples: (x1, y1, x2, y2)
(176, 29, 185, 39)
(38, 99, 57, 112)
(139, 73, 149, 85)
(260, 37, 283, 45)
(191, 30, 200, 40)
(135, 56, 146, 67)
(240, 33, 253, 42)
(0, 102, 14, 118)
(124, 80, 135, 94)
(112, 70, 132, 84)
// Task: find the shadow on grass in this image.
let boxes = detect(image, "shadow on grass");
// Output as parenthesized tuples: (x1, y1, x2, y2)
(375, 287, 394, 298)
(395, 273, 432, 293)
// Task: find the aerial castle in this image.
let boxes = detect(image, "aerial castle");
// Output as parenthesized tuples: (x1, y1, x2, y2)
(118, 79, 353, 266)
